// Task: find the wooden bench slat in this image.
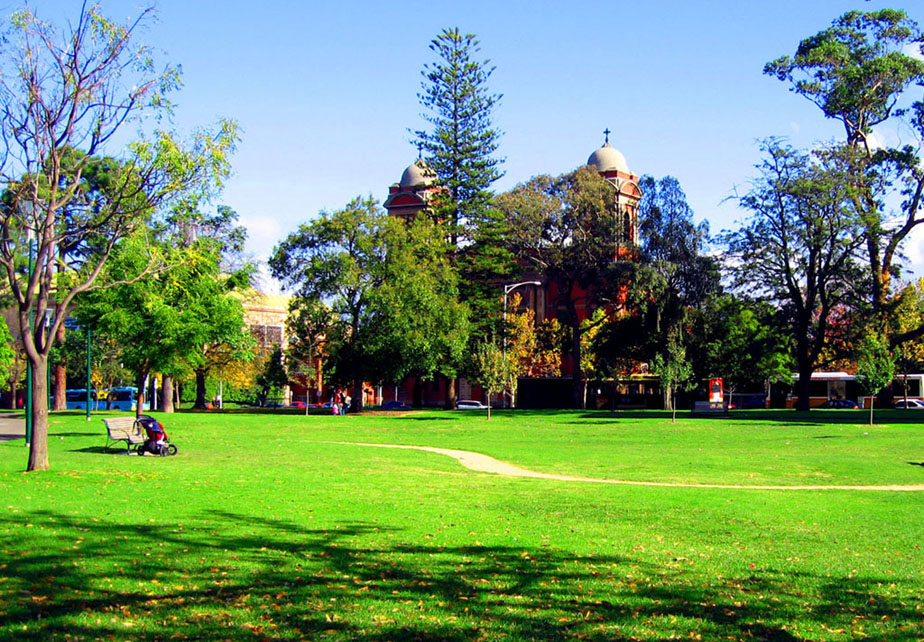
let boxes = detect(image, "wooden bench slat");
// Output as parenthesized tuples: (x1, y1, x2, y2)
(103, 417, 145, 451)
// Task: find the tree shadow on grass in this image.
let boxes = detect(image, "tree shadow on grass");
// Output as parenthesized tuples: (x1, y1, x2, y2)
(70, 445, 133, 455)
(1, 510, 921, 641)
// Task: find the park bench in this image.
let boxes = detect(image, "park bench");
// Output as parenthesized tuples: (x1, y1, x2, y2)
(103, 416, 145, 452)
(691, 401, 728, 416)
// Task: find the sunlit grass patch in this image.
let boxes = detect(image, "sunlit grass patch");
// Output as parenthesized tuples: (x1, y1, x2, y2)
(1, 409, 922, 640)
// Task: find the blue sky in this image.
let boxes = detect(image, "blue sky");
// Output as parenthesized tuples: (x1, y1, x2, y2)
(24, 1, 924, 288)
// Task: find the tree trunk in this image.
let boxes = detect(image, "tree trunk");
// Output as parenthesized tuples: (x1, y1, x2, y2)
(352, 377, 364, 412)
(795, 325, 815, 411)
(52, 362, 66, 410)
(869, 397, 874, 426)
(796, 359, 813, 412)
(663, 383, 673, 412)
(486, 392, 491, 420)
(161, 376, 175, 413)
(444, 376, 457, 410)
(52, 321, 66, 410)
(194, 368, 208, 409)
(10, 379, 17, 411)
(570, 316, 584, 409)
(26, 358, 49, 471)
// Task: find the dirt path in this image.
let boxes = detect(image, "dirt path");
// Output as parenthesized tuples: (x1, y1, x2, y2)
(339, 442, 924, 492)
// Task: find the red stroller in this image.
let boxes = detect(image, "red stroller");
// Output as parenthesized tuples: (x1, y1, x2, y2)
(135, 415, 178, 456)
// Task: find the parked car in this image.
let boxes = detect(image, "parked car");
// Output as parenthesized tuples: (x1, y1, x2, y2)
(819, 398, 860, 409)
(382, 400, 412, 410)
(291, 401, 306, 409)
(894, 399, 924, 409)
(456, 400, 487, 410)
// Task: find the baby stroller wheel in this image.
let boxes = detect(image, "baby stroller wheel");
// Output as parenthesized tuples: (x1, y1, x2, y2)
(166, 444, 177, 456)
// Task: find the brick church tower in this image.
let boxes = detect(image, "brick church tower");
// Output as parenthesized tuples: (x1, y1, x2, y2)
(585, 130, 642, 260)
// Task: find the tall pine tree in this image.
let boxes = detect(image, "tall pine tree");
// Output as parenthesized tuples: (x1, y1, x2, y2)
(413, 27, 504, 248)
(413, 28, 509, 408)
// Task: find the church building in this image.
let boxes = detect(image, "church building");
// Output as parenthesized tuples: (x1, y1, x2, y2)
(385, 133, 642, 329)
(380, 134, 642, 405)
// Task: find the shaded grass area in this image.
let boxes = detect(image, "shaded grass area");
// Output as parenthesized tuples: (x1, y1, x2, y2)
(0, 410, 922, 640)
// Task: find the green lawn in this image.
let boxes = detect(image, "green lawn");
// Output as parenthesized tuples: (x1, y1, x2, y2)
(1, 408, 923, 641)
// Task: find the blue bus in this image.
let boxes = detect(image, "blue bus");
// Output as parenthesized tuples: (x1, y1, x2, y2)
(64, 387, 149, 411)
(105, 387, 149, 411)
(65, 389, 100, 411)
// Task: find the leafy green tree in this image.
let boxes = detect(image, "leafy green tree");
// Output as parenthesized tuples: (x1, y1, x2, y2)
(255, 345, 288, 406)
(270, 197, 388, 412)
(650, 328, 695, 423)
(0, 5, 238, 471)
(285, 298, 331, 410)
(79, 231, 251, 415)
(855, 332, 895, 426)
(766, 9, 924, 325)
(158, 204, 254, 409)
(364, 216, 470, 404)
(0, 317, 15, 396)
(692, 296, 794, 403)
(471, 340, 514, 420)
(496, 166, 633, 408)
(272, 199, 469, 411)
(636, 175, 721, 339)
(891, 280, 924, 403)
(414, 27, 503, 247)
(721, 142, 865, 411)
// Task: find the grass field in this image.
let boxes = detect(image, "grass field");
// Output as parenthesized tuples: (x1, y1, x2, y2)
(1, 408, 923, 641)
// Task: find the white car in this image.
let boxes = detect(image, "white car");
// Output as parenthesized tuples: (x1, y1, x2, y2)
(456, 400, 487, 410)
(894, 399, 924, 409)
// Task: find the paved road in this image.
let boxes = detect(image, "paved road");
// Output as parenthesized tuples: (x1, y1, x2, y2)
(0, 412, 24, 442)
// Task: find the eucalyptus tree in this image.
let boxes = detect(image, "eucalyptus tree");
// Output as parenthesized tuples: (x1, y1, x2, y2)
(632, 175, 721, 366)
(766, 9, 924, 327)
(0, 4, 238, 470)
(721, 142, 866, 410)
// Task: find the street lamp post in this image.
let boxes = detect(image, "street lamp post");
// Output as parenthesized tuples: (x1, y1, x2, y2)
(44, 309, 53, 413)
(502, 280, 541, 408)
(86, 327, 92, 421)
(25, 234, 34, 447)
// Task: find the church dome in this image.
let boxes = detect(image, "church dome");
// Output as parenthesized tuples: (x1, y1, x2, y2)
(399, 160, 436, 189)
(587, 142, 630, 174)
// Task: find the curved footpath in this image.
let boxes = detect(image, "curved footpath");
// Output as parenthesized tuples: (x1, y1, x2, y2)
(0, 413, 24, 442)
(338, 442, 924, 492)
